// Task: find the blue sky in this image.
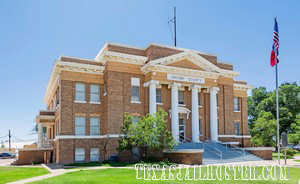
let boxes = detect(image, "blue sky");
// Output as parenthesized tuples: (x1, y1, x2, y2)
(0, 0, 299, 141)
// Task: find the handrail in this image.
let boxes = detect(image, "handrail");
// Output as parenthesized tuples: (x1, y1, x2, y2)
(230, 145, 246, 156)
(205, 143, 222, 159)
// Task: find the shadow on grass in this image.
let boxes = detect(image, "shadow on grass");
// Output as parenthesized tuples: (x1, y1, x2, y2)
(63, 160, 177, 168)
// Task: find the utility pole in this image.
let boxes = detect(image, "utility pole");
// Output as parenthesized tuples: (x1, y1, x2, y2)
(9, 129, 11, 150)
(174, 6, 177, 47)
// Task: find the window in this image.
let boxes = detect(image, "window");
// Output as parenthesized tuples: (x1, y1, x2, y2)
(178, 90, 185, 105)
(90, 148, 99, 162)
(156, 89, 162, 103)
(132, 116, 139, 124)
(131, 78, 140, 102)
(75, 83, 86, 101)
(90, 84, 100, 103)
(234, 122, 241, 135)
(75, 148, 85, 162)
(75, 116, 85, 135)
(90, 117, 100, 135)
(198, 92, 201, 106)
(56, 88, 60, 107)
(199, 119, 202, 135)
(234, 97, 240, 111)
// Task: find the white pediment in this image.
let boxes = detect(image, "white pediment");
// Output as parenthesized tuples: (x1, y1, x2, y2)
(149, 50, 223, 73)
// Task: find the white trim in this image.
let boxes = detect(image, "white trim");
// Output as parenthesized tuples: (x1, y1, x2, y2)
(156, 103, 163, 105)
(44, 61, 105, 104)
(234, 110, 241, 113)
(244, 147, 275, 151)
(131, 101, 141, 104)
(89, 101, 101, 104)
(74, 101, 87, 104)
(145, 51, 223, 74)
(218, 135, 251, 138)
(53, 134, 121, 141)
(163, 149, 204, 153)
(96, 50, 147, 65)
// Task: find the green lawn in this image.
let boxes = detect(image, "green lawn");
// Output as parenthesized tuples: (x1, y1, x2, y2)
(34, 167, 300, 184)
(0, 166, 49, 184)
(272, 152, 300, 160)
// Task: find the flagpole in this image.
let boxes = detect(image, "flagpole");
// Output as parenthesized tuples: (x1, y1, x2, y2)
(276, 62, 280, 165)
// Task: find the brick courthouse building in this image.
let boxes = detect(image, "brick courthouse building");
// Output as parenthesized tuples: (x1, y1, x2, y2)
(30, 43, 257, 164)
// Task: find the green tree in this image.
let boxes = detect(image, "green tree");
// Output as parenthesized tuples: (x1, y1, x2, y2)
(248, 82, 300, 136)
(118, 108, 176, 161)
(289, 114, 300, 145)
(251, 111, 277, 147)
(0, 141, 5, 148)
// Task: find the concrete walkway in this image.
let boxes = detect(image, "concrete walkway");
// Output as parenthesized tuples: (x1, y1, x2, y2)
(7, 157, 300, 183)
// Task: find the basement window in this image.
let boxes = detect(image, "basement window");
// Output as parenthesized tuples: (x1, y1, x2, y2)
(75, 148, 85, 162)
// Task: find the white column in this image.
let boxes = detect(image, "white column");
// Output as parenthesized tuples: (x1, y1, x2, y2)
(38, 123, 43, 148)
(170, 82, 181, 142)
(210, 87, 220, 142)
(143, 80, 159, 115)
(190, 85, 201, 142)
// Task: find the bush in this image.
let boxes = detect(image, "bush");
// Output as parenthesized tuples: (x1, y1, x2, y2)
(283, 148, 298, 157)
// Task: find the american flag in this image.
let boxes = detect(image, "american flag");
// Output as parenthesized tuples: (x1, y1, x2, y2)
(270, 18, 279, 67)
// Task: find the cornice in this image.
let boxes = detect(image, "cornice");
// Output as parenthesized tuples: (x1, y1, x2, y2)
(142, 64, 222, 79)
(96, 50, 147, 65)
(44, 61, 105, 104)
(233, 83, 254, 91)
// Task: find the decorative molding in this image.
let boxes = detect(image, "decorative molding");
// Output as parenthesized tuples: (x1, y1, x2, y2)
(44, 61, 105, 104)
(143, 80, 160, 87)
(234, 84, 254, 91)
(96, 50, 147, 65)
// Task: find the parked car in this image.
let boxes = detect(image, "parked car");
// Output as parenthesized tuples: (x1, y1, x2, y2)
(292, 144, 300, 151)
(0, 152, 15, 159)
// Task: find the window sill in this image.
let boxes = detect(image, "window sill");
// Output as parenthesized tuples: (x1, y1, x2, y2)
(74, 101, 87, 104)
(198, 106, 202, 108)
(234, 110, 241, 112)
(178, 104, 186, 107)
(90, 101, 101, 104)
(131, 101, 141, 104)
(156, 103, 163, 105)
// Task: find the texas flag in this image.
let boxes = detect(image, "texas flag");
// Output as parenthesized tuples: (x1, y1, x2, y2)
(270, 18, 279, 67)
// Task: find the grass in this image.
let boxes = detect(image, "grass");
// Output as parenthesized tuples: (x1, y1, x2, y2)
(294, 160, 300, 162)
(272, 151, 300, 160)
(33, 167, 300, 184)
(0, 166, 49, 184)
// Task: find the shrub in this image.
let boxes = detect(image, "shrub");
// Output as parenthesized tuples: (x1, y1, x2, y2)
(284, 148, 297, 157)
